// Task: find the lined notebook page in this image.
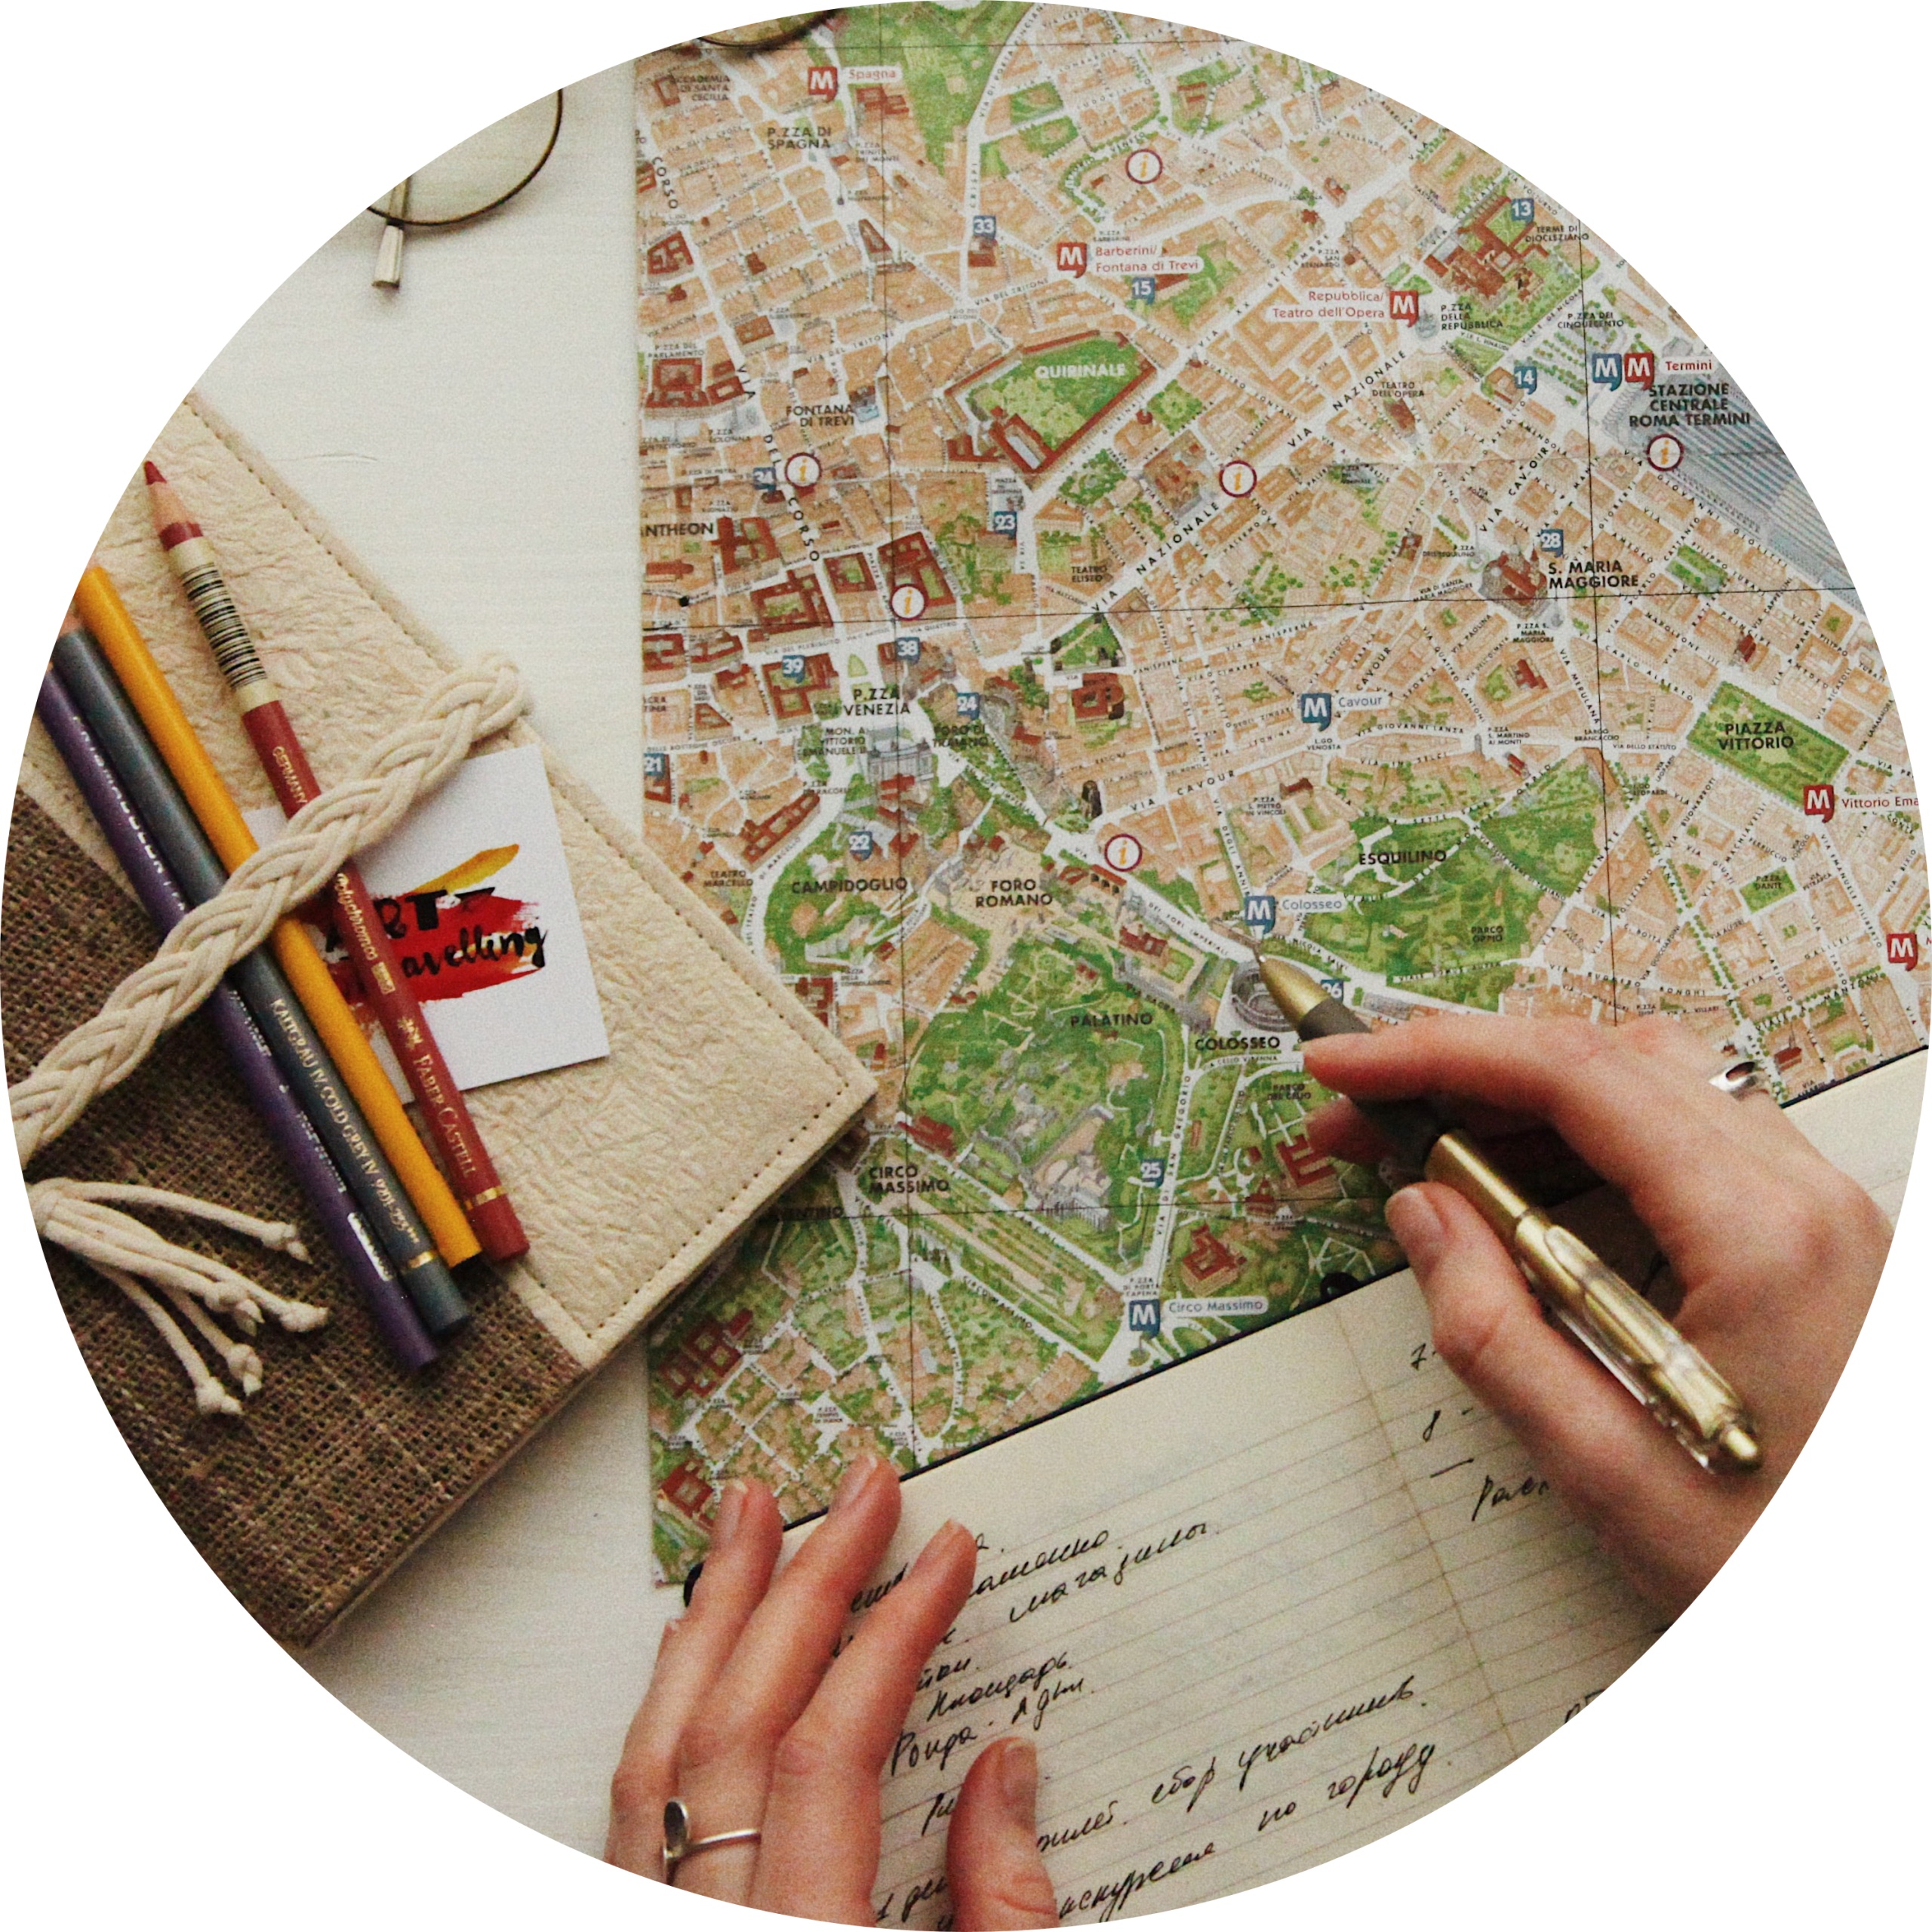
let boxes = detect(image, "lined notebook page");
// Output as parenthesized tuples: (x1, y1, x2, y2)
(803, 1271, 1663, 1925)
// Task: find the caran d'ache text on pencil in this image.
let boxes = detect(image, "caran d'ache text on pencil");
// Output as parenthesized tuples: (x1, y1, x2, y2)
(145, 464, 529, 1263)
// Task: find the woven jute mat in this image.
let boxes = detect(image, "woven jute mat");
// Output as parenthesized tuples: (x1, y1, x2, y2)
(5, 792, 581, 1646)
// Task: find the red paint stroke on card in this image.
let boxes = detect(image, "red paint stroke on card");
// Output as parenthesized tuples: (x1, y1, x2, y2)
(322, 848, 546, 1014)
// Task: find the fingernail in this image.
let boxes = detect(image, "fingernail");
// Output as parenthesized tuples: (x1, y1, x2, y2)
(1300, 1033, 1362, 1066)
(912, 1518, 970, 1575)
(829, 1452, 884, 1519)
(1386, 1186, 1445, 1273)
(998, 1740, 1038, 1822)
(710, 1480, 747, 1550)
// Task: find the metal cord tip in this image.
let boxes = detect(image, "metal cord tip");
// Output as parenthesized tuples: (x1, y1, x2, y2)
(1715, 1423, 1762, 1472)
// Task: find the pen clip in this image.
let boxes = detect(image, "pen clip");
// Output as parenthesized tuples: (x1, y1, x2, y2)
(1517, 1219, 1761, 1474)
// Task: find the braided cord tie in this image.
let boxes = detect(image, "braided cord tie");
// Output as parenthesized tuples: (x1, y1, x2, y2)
(17, 656, 528, 1414)
(11, 655, 525, 1163)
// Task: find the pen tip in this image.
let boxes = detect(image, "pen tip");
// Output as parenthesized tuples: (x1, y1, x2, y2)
(1717, 1424, 1762, 1473)
(143, 460, 165, 485)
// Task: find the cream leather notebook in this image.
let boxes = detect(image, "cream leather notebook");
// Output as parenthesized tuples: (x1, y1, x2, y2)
(10, 397, 872, 1646)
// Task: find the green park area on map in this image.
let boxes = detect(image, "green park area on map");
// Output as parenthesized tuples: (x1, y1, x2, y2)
(904, 938, 1182, 1273)
(1688, 683, 1847, 804)
(969, 337, 1148, 459)
(1300, 762, 1605, 1007)
(1742, 868, 1796, 912)
(835, 2, 1030, 166)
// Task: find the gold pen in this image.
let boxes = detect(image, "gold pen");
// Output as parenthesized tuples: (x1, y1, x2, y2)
(1253, 954, 1761, 1475)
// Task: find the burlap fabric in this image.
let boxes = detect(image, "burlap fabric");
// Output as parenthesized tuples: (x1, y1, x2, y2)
(5, 792, 582, 1645)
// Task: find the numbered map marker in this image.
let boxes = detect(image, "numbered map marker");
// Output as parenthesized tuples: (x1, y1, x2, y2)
(1220, 460, 1257, 498)
(889, 583, 927, 620)
(1101, 831, 1144, 872)
(1124, 146, 1163, 183)
(782, 451, 822, 488)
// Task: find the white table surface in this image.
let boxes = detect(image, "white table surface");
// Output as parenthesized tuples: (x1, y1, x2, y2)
(200, 60, 672, 1860)
(191, 55, 1927, 1869)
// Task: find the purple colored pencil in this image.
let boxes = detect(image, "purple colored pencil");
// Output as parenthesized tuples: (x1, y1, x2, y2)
(35, 663, 438, 1372)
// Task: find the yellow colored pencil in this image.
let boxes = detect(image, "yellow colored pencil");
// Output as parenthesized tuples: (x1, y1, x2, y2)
(73, 564, 481, 1268)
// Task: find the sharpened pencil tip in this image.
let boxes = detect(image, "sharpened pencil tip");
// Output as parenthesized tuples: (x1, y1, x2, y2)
(145, 467, 201, 548)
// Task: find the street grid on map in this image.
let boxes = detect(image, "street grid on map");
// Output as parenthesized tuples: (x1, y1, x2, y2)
(632, 5, 1927, 1579)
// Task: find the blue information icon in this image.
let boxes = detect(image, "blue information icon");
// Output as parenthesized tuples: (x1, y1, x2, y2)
(1297, 691, 1333, 731)
(1537, 527, 1564, 556)
(895, 636, 921, 663)
(1244, 892, 1277, 934)
(849, 829, 874, 860)
(1513, 361, 1538, 393)
(957, 689, 981, 719)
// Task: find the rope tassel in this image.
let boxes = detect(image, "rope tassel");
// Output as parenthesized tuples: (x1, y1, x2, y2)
(31, 1180, 326, 1331)
(103, 1268, 245, 1417)
(32, 1181, 328, 1413)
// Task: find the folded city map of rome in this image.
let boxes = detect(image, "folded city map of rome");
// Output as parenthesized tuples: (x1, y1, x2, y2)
(635, 5, 1926, 1577)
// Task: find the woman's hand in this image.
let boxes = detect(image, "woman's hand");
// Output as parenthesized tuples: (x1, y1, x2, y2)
(606, 1454, 1058, 1926)
(1303, 1011, 1893, 1618)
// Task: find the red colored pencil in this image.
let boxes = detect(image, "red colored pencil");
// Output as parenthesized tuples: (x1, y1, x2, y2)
(147, 463, 528, 1263)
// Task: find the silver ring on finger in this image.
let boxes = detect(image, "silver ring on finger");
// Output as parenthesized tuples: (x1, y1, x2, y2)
(1710, 1058, 1771, 1100)
(662, 1798, 761, 1883)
